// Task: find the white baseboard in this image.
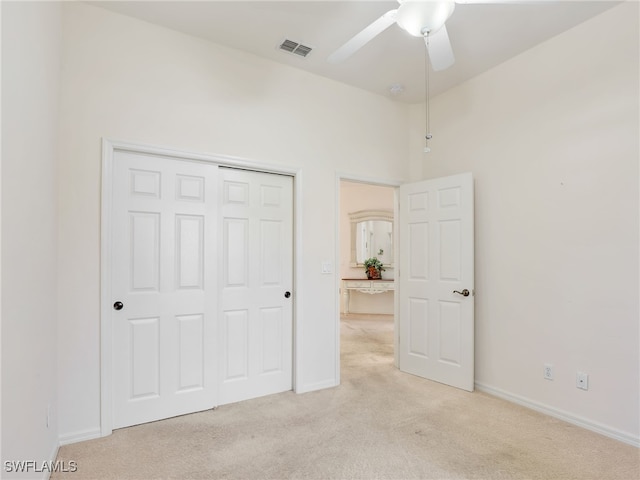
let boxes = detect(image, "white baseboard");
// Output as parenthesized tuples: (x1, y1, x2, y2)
(43, 442, 60, 480)
(58, 427, 102, 446)
(475, 382, 639, 448)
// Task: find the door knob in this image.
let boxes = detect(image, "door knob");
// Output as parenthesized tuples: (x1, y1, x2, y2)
(284, 291, 291, 298)
(113, 301, 124, 310)
(453, 289, 470, 297)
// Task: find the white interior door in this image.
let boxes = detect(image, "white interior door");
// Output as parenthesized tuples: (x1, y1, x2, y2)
(111, 151, 218, 428)
(398, 172, 474, 391)
(219, 168, 293, 405)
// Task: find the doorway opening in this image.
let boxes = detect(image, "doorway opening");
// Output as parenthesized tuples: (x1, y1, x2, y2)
(337, 173, 475, 393)
(338, 179, 397, 377)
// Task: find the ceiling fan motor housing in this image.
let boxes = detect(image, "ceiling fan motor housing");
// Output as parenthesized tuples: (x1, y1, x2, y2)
(396, 0, 456, 37)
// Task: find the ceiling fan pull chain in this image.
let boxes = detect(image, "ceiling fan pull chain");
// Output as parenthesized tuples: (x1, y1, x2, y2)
(424, 32, 432, 153)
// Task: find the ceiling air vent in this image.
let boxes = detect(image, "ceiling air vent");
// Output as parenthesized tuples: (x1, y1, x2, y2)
(278, 39, 313, 58)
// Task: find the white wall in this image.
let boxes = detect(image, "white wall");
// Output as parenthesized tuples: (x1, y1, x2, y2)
(1, 1, 61, 476)
(340, 182, 395, 314)
(412, 2, 639, 443)
(57, 2, 411, 442)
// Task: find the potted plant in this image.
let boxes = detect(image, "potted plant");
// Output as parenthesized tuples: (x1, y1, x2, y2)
(364, 257, 384, 280)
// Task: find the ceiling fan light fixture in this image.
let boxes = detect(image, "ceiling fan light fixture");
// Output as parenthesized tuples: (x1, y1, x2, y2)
(396, 0, 456, 37)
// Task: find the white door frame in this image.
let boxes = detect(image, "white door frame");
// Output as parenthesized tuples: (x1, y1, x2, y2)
(100, 138, 302, 437)
(334, 173, 402, 385)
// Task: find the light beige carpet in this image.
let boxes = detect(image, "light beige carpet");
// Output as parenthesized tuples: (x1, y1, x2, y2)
(54, 314, 639, 479)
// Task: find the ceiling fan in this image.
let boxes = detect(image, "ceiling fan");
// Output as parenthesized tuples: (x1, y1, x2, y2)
(328, 0, 510, 71)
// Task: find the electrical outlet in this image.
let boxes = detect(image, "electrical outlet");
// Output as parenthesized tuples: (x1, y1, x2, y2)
(544, 363, 554, 380)
(576, 372, 589, 390)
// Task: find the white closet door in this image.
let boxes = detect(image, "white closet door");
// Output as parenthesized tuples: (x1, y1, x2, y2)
(219, 168, 294, 405)
(111, 151, 218, 428)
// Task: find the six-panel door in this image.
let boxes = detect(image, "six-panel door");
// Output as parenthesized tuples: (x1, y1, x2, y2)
(399, 173, 475, 392)
(111, 151, 219, 428)
(218, 168, 293, 405)
(111, 154, 294, 429)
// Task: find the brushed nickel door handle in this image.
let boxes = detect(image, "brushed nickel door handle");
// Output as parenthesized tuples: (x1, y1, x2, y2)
(453, 289, 470, 297)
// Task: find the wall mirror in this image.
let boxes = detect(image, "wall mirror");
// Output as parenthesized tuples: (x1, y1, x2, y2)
(349, 209, 394, 268)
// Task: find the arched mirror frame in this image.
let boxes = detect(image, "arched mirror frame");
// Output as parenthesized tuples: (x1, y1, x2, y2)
(349, 209, 394, 268)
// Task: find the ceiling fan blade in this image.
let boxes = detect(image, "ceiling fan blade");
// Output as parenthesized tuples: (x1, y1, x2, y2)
(425, 25, 455, 71)
(328, 10, 398, 63)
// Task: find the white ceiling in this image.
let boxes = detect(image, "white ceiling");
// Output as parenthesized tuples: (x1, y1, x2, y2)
(91, 1, 618, 103)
